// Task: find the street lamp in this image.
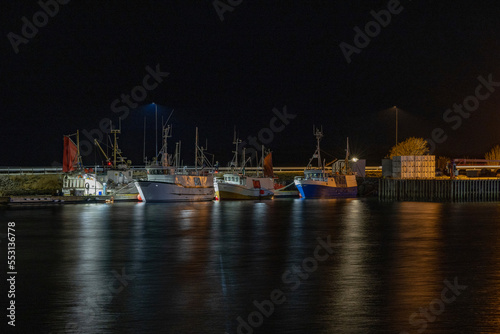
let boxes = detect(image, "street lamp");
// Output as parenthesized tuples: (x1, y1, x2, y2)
(394, 105, 398, 146)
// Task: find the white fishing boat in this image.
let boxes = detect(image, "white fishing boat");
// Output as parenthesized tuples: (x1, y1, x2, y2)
(136, 167, 213, 202)
(135, 126, 214, 202)
(62, 126, 138, 200)
(214, 173, 274, 200)
(214, 132, 274, 200)
(294, 127, 357, 198)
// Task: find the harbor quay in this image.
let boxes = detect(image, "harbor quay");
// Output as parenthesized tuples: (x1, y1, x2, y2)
(3, 166, 500, 203)
(0, 167, 377, 202)
(379, 178, 500, 202)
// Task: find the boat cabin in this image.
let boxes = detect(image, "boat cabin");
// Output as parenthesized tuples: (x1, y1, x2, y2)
(303, 169, 329, 181)
(147, 166, 178, 175)
(223, 174, 245, 186)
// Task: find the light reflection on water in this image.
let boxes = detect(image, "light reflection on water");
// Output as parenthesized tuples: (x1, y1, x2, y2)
(2, 199, 500, 333)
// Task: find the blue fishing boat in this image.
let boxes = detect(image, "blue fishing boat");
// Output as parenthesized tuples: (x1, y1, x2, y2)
(294, 127, 357, 198)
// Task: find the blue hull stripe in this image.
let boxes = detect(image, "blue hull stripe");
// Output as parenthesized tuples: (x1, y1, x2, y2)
(296, 184, 357, 198)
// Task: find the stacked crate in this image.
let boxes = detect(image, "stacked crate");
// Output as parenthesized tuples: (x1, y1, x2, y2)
(402, 155, 415, 179)
(392, 156, 402, 178)
(420, 155, 435, 179)
(392, 155, 435, 179)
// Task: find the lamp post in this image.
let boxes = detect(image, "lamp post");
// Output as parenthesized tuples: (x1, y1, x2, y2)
(394, 105, 398, 146)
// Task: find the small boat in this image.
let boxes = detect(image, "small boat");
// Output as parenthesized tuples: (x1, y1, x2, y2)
(135, 126, 214, 202)
(214, 132, 274, 200)
(294, 127, 357, 198)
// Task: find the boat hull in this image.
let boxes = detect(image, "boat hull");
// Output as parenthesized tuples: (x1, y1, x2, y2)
(294, 181, 357, 198)
(135, 181, 214, 202)
(214, 183, 273, 200)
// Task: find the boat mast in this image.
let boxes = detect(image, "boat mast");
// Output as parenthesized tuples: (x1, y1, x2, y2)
(194, 129, 211, 171)
(307, 126, 324, 169)
(232, 127, 241, 169)
(175, 141, 180, 168)
(178, 141, 181, 168)
(242, 147, 246, 175)
(260, 145, 265, 176)
(344, 137, 350, 174)
(162, 124, 172, 167)
(195, 127, 199, 171)
(143, 117, 147, 164)
(112, 128, 119, 168)
(76, 130, 80, 167)
(76, 130, 83, 169)
(316, 127, 323, 169)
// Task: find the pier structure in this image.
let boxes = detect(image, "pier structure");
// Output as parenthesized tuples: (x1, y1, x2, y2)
(379, 178, 500, 202)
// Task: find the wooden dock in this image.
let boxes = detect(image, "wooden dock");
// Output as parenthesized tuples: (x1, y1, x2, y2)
(379, 178, 500, 201)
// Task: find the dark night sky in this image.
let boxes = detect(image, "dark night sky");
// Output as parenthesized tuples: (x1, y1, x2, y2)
(2, 1, 500, 167)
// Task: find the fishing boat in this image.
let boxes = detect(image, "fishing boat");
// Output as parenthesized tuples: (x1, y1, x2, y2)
(135, 126, 214, 202)
(294, 127, 357, 198)
(214, 173, 274, 200)
(214, 133, 274, 200)
(61, 127, 138, 200)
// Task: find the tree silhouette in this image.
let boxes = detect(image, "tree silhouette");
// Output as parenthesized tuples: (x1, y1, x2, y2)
(388, 137, 430, 158)
(485, 145, 500, 164)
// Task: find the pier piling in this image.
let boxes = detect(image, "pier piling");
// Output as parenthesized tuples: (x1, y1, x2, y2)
(379, 178, 500, 202)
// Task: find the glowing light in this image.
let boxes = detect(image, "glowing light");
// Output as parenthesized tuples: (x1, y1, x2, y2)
(352, 157, 358, 162)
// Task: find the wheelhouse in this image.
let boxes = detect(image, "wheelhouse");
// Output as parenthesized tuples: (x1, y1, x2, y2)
(223, 174, 245, 185)
(303, 169, 329, 181)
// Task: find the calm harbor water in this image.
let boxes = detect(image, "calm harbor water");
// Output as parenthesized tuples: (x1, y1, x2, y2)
(2, 199, 500, 333)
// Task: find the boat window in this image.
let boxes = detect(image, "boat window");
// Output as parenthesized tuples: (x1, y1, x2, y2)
(253, 180, 261, 188)
(194, 177, 201, 186)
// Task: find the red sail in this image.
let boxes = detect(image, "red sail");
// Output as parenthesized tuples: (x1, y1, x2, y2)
(63, 136, 78, 172)
(263, 152, 274, 178)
